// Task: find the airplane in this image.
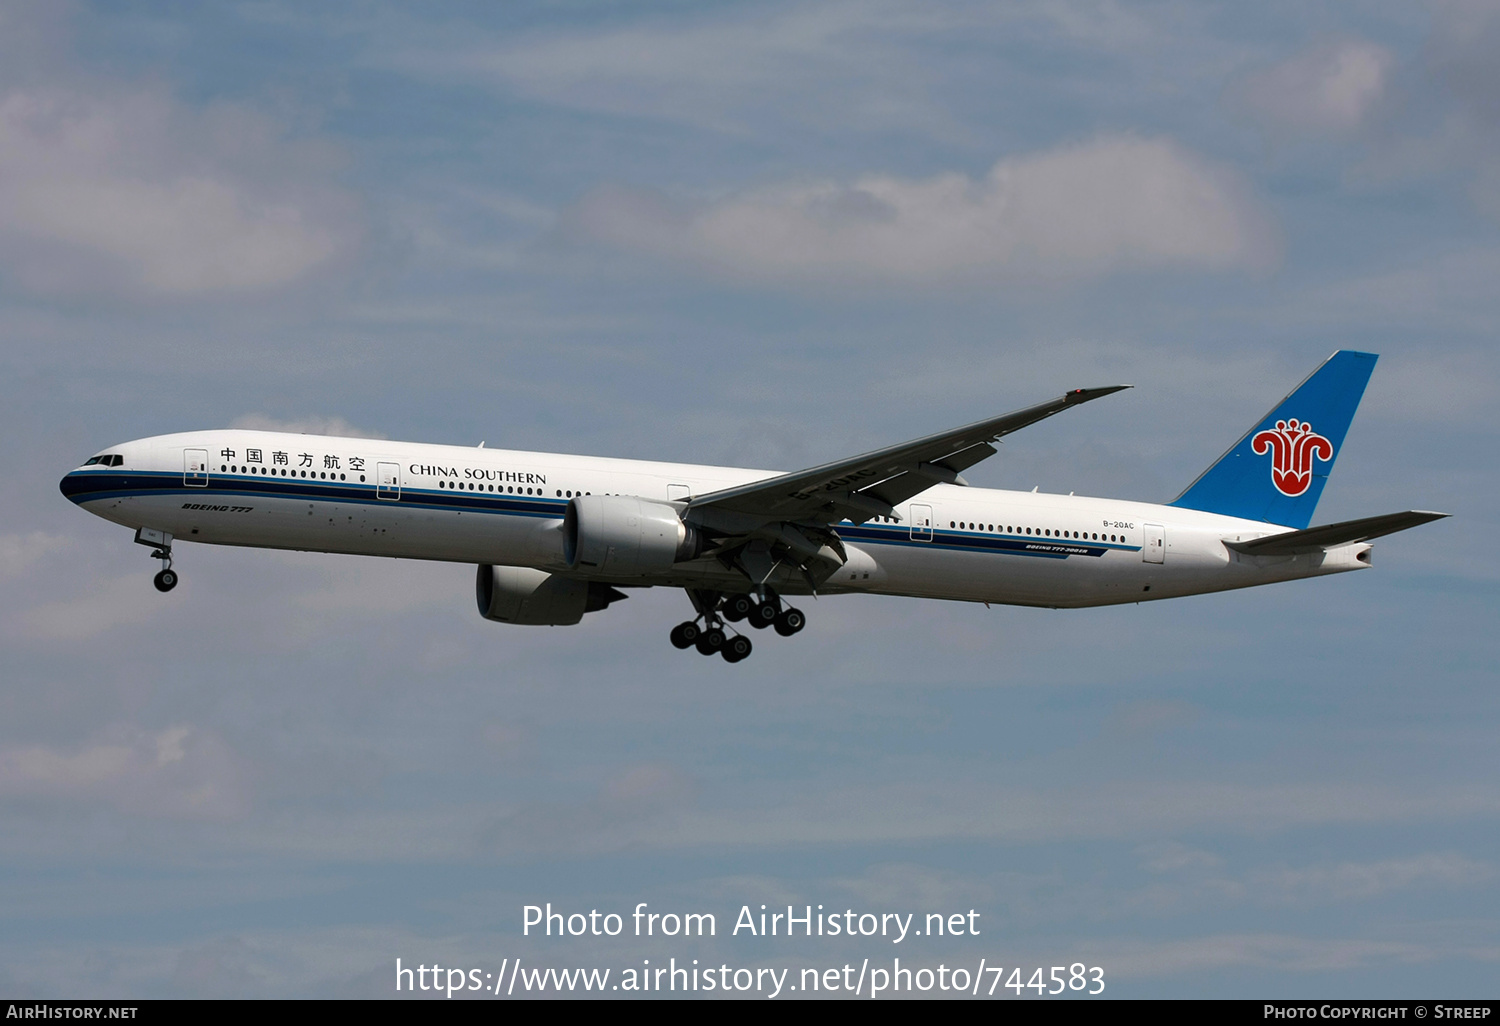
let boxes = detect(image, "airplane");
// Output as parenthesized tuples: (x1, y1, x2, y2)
(59, 350, 1445, 663)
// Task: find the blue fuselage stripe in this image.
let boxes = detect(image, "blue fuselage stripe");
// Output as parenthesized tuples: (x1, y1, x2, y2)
(61, 470, 567, 518)
(61, 471, 1140, 559)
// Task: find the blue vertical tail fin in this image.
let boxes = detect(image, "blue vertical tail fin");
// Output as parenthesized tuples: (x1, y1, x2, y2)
(1169, 350, 1377, 529)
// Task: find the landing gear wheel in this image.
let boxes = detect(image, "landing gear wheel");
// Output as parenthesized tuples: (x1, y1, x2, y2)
(670, 621, 700, 650)
(723, 594, 753, 622)
(153, 569, 178, 593)
(773, 607, 806, 636)
(747, 599, 779, 629)
(721, 635, 752, 663)
(695, 627, 726, 655)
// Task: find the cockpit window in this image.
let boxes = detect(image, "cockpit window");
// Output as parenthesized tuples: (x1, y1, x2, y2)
(83, 456, 102, 466)
(83, 454, 123, 467)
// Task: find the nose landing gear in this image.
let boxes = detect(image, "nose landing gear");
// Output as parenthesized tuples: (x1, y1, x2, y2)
(135, 527, 178, 592)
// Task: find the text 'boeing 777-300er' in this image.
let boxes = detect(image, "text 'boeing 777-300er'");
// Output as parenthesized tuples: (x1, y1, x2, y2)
(61, 350, 1446, 663)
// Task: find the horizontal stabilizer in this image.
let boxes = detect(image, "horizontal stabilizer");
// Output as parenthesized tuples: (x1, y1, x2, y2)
(1224, 510, 1449, 556)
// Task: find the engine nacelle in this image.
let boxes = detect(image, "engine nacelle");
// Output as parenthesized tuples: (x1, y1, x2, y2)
(475, 565, 625, 625)
(563, 494, 699, 576)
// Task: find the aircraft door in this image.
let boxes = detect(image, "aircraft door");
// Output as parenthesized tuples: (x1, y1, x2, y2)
(1143, 523, 1165, 563)
(184, 448, 209, 487)
(377, 462, 401, 501)
(909, 504, 933, 542)
(667, 483, 691, 502)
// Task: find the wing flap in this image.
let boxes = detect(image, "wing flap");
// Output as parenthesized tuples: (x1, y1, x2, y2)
(1224, 510, 1449, 555)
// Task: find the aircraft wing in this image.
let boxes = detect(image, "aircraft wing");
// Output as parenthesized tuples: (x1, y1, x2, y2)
(1224, 510, 1450, 556)
(687, 386, 1130, 527)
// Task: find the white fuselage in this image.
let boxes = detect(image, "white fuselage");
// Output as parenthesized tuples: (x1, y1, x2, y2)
(61, 430, 1371, 608)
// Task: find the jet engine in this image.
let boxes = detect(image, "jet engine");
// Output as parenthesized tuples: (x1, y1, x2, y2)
(563, 494, 701, 576)
(475, 564, 626, 626)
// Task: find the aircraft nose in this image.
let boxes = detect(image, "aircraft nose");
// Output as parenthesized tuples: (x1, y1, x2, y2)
(58, 470, 89, 504)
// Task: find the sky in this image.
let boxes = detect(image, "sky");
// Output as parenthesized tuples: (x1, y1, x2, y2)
(0, 0, 1496, 999)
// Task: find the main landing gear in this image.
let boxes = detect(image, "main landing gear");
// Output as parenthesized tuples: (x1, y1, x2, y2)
(135, 527, 178, 593)
(669, 589, 806, 662)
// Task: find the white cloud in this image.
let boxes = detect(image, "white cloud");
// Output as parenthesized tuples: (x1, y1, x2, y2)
(0, 531, 71, 579)
(0, 724, 248, 819)
(1234, 39, 1395, 137)
(830, 862, 990, 908)
(382, 2, 980, 140)
(1237, 18, 1500, 225)
(564, 135, 1273, 286)
(1126, 848, 1491, 916)
(377, 1, 1187, 145)
(0, 86, 362, 299)
(0, 5, 364, 301)
(1424, 1, 1500, 217)
(478, 762, 695, 856)
(1253, 853, 1492, 903)
(283, 557, 457, 625)
(434, 778, 1500, 859)
(1099, 932, 1441, 978)
(12, 573, 167, 642)
(1139, 841, 1223, 873)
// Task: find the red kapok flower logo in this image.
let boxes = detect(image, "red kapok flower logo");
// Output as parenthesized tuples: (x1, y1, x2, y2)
(1251, 419, 1333, 497)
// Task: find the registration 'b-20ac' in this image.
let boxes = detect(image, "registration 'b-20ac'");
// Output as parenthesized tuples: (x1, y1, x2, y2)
(61, 351, 1446, 663)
